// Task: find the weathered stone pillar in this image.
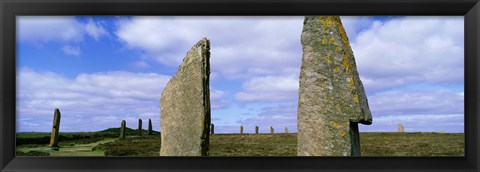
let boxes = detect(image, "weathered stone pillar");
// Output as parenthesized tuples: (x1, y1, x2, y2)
(255, 126, 259, 134)
(160, 38, 211, 156)
(398, 123, 404, 133)
(285, 127, 289, 134)
(120, 120, 126, 139)
(298, 16, 372, 156)
(138, 119, 143, 136)
(148, 119, 153, 135)
(240, 125, 244, 135)
(210, 123, 214, 134)
(49, 108, 61, 147)
(270, 126, 274, 135)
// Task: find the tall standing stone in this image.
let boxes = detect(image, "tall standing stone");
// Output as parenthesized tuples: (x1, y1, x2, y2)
(138, 119, 143, 136)
(148, 119, 153, 135)
(285, 127, 289, 134)
(398, 123, 404, 133)
(255, 126, 259, 134)
(270, 126, 274, 135)
(298, 16, 372, 156)
(240, 125, 244, 135)
(160, 38, 211, 156)
(210, 123, 215, 134)
(49, 108, 61, 147)
(120, 120, 126, 139)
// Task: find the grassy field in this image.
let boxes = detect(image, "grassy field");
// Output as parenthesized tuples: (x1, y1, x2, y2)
(17, 131, 464, 157)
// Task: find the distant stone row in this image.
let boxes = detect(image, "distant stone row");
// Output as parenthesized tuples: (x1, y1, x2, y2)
(47, 108, 157, 148)
(119, 118, 155, 139)
(209, 124, 289, 135)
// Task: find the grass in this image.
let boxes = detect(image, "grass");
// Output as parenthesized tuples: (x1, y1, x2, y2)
(16, 131, 465, 156)
(360, 132, 464, 156)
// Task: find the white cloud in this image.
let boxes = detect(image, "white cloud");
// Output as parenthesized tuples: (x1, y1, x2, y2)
(234, 74, 299, 103)
(350, 16, 464, 93)
(16, 67, 171, 132)
(62, 45, 81, 56)
(18, 16, 109, 43)
(18, 16, 84, 43)
(210, 88, 229, 109)
(115, 16, 304, 79)
(85, 18, 109, 41)
(368, 90, 464, 116)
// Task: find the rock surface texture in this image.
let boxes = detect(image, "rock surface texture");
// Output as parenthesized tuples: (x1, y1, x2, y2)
(297, 16, 372, 156)
(160, 38, 211, 156)
(49, 108, 61, 147)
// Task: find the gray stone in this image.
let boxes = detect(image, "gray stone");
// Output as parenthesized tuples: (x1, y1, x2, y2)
(160, 38, 211, 156)
(297, 16, 372, 156)
(210, 123, 214, 134)
(148, 119, 153, 135)
(398, 123, 404, 133)
(255, 126, 259, 134)
(285, 127, 289, 134)
(49, 108, 61, 147)
(270, 126, 274, 135)
(240, 125, 244, 134)
(138, 119, 143, 136)
(120, 120, 126, 139)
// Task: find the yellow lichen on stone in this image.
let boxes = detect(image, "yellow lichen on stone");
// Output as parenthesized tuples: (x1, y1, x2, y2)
(330, 37, 335, 44)
(340, 131, 346, 137)
(328, 96, 333, 102)
(335, 104, 341, 111)
(334, 67, 340, 73)
(342, 55, 349, 71)
(348, 77, 355, 87)
(353, 94, 359, 103)
(335, 47, 341, 52)
(322, 38, 328, 44)
(324, 56, 332, 64)
(330, 121, 341, 129)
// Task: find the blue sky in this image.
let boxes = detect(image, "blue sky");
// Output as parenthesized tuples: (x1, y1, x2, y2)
(16, 16, 465, 133)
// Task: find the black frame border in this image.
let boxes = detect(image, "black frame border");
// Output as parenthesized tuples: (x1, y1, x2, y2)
(1, 0, 479, 172)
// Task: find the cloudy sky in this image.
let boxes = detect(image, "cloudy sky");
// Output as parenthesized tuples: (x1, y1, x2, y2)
(16, 16, 464, 133)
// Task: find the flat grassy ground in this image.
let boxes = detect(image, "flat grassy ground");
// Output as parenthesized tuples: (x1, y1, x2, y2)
(17, 132, 464, 156)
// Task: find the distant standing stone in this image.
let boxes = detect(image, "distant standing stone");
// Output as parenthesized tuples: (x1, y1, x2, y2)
(285, 127, 289, 134)
(398, 123, 404, 133)
(49, 108, 61, 147)
(297, 16, 372, 156)
(240, 125, 244, 134)
(148, 119, 153, 135)
(210, 123, 215, 134)
(255, 126, 259, 134)
(138, 119, 143, 136)
(160, 38, 211, 156)
(270, 126, 274, 135)
(120, 120, 126, 139)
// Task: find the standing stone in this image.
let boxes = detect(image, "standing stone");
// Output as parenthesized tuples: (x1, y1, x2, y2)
(120, 120, 126, 139)
(49, 108, 61, 147)
(270, 126, 274, 135)
(398, 123, 404, 133)
(210, 123, 214, 134)
(298, 16, 372, 156)
(285, 127, 289, 134)
(240, 125, 244, 134)
(160, 38, 211, 156)
(138, 119, 143, 136)
(147, 119, 153, 135)
(255, 126, 259, 134)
